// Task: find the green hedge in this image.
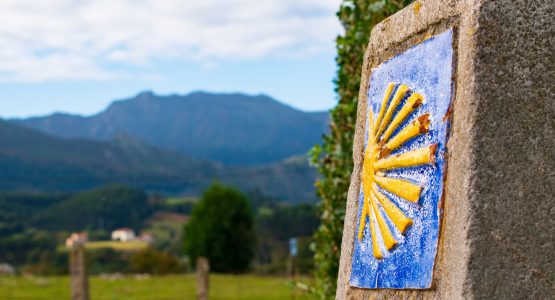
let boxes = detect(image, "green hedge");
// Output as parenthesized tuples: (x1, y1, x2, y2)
(310, 1, 410, 298)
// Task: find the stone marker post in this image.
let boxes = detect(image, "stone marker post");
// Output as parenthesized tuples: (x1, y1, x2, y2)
(196, 257, 210, 300)
(336, 0, 553, 299)
(69, 244, 89, 300)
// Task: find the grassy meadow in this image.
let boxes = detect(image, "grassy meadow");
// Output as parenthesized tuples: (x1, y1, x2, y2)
(0, 274, 315, 300)
(84, 241, 150, 251)
(56, 241, 149, 253)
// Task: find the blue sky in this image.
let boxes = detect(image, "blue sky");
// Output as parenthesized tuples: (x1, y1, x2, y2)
(0, 0, 341, 118)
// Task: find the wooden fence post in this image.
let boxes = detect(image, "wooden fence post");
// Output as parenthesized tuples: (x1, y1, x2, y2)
(196, 257, 209, 300)
(69, 244, 89, 300)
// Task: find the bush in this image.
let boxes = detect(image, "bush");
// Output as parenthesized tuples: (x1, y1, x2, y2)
(184, 183, 255, 273)
(86, 248, 129, 275)
(129, 248, 183, 274)
(310, 0, 410, 298)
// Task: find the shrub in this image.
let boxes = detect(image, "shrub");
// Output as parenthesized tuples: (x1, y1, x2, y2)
(310, 1, 410, 298)
(184, 183, 255, 273)
(129, 248, 182, 274)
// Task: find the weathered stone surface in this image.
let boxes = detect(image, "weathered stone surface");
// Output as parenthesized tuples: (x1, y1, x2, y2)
(466, 0, 554, 298)
(336, 0, 554, 299)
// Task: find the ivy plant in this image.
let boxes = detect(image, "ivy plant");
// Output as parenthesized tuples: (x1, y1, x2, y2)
(310, 1, 411, 298)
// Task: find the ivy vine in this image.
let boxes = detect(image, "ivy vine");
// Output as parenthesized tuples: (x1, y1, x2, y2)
(310, 1, 411, 298)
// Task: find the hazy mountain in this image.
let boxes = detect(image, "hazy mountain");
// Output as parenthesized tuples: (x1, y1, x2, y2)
(13, 92, 329, 165)
(0, 120, 317, 202)
(0, 119, 216, 193)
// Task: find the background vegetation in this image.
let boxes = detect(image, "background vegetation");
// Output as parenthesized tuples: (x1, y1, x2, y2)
(33, 185, 150, 231)
(0, 183, 319, 277)
(184, 183, 255, 273)
(310, 0, 410, 298)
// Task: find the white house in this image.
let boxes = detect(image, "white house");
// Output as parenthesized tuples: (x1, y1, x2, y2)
(0, 264, 15, 276)
(111, 228, 136, 242)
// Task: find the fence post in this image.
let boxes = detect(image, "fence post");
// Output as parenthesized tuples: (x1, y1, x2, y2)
(69, 244, 89, 300)
(196, 257, 209, 300)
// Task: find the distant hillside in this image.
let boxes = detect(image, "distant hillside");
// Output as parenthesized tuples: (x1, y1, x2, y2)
(0, 120, 317, 202)
(0, 119, 217, 193)
(13, 92, 329, 165)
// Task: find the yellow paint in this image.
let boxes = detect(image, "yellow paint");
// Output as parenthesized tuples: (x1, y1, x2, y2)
(361, 147, 375, 241)
(357, 83, 436, 259)
(375, 144, 436, 171)
(374, 175, 421, 203)
(372, 186, 413, 233)
(413, 1, 422, 15)
(380, 93, 423, 144)
(357, 194, 368, 241)
(360, 147, 373, 240)
(374, 82, 396, 135)
(368, 200, 383, 259)
(382, 114, 430, 155)
(370, 198, 397, 251)
(362, 148, 375, 179)
(361, 148, 375, 201)
(376, 84, 409, 140)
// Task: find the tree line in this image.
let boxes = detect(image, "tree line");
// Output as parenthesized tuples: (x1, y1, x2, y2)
(0, 183, 319, 276)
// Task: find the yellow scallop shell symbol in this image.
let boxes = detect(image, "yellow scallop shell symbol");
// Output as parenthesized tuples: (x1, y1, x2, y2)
(359, 82, 438, 259)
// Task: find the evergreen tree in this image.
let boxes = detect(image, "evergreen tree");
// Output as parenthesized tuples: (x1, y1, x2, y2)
(184, 183, 255, 273)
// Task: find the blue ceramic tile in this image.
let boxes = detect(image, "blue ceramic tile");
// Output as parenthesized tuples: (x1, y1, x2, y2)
(349, 29, 453, 289)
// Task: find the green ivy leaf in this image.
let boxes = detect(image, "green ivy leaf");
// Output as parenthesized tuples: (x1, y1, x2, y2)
(310, 1, 409, 298)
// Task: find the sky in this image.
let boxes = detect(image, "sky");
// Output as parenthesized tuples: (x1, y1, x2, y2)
(0, 0, 342, 118)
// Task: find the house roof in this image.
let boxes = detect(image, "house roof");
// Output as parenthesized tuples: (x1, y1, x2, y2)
(113, 228, 134, 232)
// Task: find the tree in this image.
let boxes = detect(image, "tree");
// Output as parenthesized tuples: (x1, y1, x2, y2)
(309, 0, 410, 298)
(31, 185, 151, 231)
(184, 183, 255, 273)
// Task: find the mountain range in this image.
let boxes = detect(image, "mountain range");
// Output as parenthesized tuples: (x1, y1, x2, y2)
(3, 92, 330, 202)
(13, 91, 329, 165)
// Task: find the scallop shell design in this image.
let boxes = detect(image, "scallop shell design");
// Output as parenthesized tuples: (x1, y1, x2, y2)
(359, 82, 437, 259)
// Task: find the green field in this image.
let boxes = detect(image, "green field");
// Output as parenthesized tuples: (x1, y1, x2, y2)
(165, 196, 197, 206)
(0, 274, 315, 300)
(84, 241, 149, 251)
(57, 241, 150, 253)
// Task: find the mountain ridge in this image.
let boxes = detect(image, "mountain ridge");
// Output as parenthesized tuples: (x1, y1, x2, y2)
(13, 91, 330, 165)
(0, 120, 318, 202)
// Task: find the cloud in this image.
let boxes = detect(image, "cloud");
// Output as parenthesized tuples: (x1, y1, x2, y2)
(0, 0, 341, 82)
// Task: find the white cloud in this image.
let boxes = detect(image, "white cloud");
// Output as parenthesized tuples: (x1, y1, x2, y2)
(0, 0, 341, 82)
